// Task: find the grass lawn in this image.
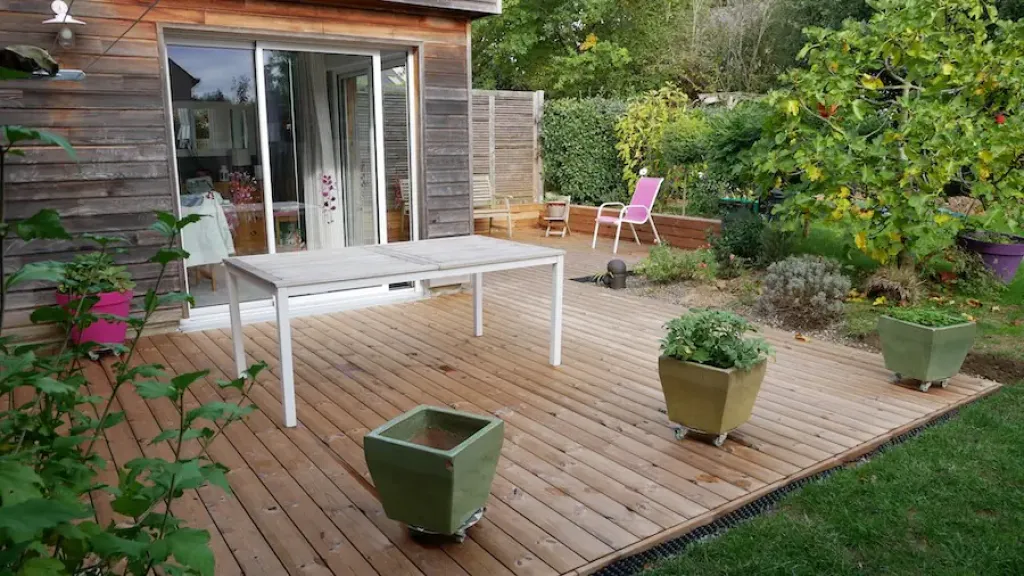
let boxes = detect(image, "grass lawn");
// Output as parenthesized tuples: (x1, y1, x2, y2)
(643, 383, 1024, 576)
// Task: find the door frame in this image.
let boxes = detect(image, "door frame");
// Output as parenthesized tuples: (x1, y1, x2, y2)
(161, 32, 423, 331)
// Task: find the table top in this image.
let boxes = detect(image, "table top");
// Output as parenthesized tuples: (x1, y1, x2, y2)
(224, 235, 565, 289)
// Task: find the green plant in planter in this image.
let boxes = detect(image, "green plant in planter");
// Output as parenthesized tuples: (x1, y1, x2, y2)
(59, 251, 136, 294)
(659, 309, 773, 446)
(878, 307, 977, 392)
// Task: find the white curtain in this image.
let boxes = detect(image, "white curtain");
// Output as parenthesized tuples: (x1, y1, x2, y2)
(295, 53, 345, 250)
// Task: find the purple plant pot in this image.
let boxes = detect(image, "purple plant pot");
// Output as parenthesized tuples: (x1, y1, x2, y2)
(960, 234, 1024, 283)
(55, 290, 133, 346)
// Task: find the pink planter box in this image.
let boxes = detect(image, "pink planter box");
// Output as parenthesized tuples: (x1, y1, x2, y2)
(55, 290, 133, 346)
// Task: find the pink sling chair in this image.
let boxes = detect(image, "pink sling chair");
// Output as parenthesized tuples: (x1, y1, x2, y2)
(591, 177, 664, 254)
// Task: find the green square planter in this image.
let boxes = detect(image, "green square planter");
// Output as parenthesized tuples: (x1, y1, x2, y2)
(364, 405, 504, 536)
(877, 316, 977, 385)
(658, 356, 767, 438)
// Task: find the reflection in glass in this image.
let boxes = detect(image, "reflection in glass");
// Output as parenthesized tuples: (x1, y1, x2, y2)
(168, 45, 269, 308)
(263, 50, 380, 252)
(382, 56, 412, 242)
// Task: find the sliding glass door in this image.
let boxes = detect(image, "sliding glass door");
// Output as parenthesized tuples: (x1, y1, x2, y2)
(168, 38, 414, 318)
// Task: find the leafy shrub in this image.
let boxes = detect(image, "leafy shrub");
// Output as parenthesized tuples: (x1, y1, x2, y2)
(700, 102, 772, 187)
(863, 265, 924, 305)
(757, 255, 852, 328)
(759, 223, 798, 266)
(709, 210, 766, 267)
(615, 85, 690, 191)
(709, 210, 796, 275)
(542, 98, 626, 205)
(635, 245, 717, 284)
(684, 171, 730, 218)
(661, 309, 774, 371)
(0, 125, 264, 575)
(661, 110, 711, 167)
(884, 307, 974, 328)
(59, 251, 136, 294)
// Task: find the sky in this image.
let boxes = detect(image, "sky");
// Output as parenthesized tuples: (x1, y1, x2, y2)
(168, 45, 255, 103)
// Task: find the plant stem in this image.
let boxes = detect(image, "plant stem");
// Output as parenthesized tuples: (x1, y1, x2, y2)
(143, 391, 188, 575)
(82, 235, 175, 460)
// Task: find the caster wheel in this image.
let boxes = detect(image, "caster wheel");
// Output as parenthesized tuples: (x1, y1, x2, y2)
(889, 372, 903, 384)
(673, 426, 689, 441)
(918, 381, 932, 393)
(712, 434, 728, 448)
(939, 379, 950, 389)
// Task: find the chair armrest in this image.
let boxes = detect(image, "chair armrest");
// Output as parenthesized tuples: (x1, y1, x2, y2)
(622, 204, 650, 222)
(596, 202, 626, 220)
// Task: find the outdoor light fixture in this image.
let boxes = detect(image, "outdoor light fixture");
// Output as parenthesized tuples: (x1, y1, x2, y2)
(43, 0, 85, 49)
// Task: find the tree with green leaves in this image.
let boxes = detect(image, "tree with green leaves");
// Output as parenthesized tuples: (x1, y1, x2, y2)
(472, 0, 693, 98)
(755, 0, 1024, 265)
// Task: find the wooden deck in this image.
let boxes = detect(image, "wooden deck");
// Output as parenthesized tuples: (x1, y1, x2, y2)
(88, 231, 999, 576)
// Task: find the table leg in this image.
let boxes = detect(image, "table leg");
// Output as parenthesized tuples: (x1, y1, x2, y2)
(550, 256, 564, 366)
(275, 287, 297, 428)
(473, 272, 484, 337)
(225, 267, 246, 378)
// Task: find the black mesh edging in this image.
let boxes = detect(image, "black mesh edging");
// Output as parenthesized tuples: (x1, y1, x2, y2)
(593, 409, 961, 576)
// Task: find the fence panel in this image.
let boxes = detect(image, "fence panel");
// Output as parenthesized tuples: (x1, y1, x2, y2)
(471, 89, 543, 204)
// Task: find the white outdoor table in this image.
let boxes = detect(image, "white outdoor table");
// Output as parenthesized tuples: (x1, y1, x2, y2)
(223, 235, 566, 427)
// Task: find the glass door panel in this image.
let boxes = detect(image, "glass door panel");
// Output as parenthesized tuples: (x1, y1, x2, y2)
(166, 44, 270, 308)
(382, 53, 412, 243)
(260, 48, 384, 255)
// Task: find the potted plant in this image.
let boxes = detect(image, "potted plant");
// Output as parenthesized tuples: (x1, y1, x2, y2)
(364, 405, 504, 541)
(878, 307, 977, 392)
(55, 252, 135, 346)
(659, 309, 774, 447)
(959, 230, 1024, 284)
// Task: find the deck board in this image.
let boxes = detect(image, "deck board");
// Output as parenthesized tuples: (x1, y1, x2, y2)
(88, 231, 1000, 576)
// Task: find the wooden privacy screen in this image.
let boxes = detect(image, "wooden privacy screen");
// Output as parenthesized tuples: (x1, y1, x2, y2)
(472, 90, 544, 205)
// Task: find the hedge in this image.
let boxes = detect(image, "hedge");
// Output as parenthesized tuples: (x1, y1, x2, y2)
(542, 98, 627, 206)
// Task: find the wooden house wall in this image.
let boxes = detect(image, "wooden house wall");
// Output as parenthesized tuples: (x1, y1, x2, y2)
(0, 0, 475, 337)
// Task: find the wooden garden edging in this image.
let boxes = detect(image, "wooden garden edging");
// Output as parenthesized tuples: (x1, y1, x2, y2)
(568, 205, 721, 250)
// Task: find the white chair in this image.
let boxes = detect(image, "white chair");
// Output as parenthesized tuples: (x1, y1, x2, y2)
(473, 175, 513, 238)
(592, 177, 664, 254)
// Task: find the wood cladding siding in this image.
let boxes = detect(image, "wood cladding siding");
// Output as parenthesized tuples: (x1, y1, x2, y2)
(0, 0, 475, 335)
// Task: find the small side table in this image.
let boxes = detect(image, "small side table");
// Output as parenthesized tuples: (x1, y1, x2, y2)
(544, 196, 572, 238)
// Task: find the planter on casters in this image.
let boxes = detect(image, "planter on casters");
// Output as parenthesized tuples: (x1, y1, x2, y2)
(878, 315, 977, 392)
(658, 356, 767, 447)
(55, 290, 133, 348)
(959, 233, 1024, 284)
(364, 405, 504, 542)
